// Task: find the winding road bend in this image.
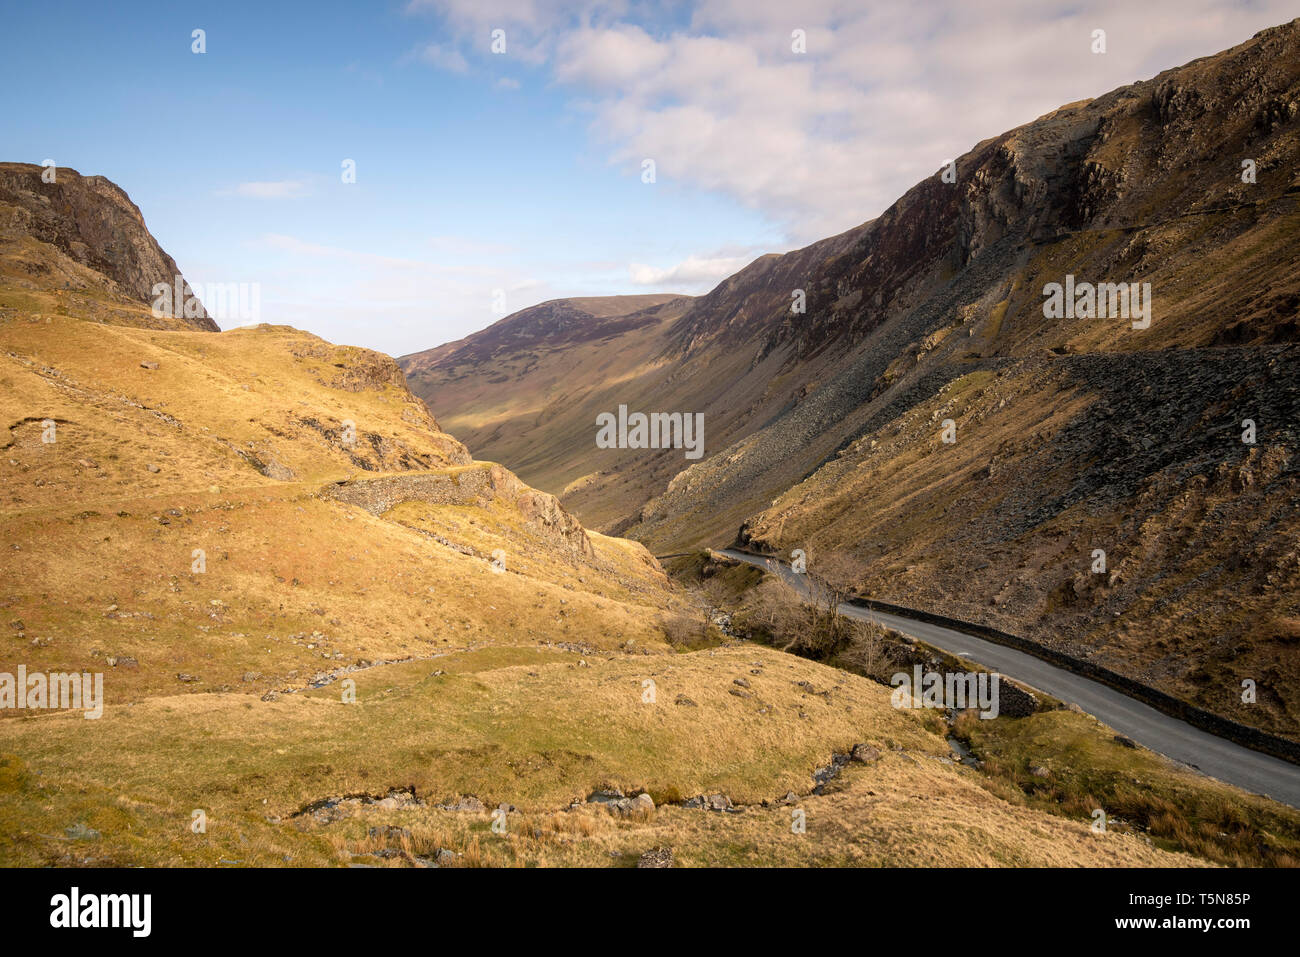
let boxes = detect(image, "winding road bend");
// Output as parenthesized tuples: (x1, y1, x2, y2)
(721, 549, 1300, 809)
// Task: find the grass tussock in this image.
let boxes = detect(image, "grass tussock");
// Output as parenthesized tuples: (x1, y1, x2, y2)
(955, 709, 1300, 867)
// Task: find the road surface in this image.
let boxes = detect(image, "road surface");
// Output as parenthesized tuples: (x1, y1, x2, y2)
(721, 548, 1300, 808)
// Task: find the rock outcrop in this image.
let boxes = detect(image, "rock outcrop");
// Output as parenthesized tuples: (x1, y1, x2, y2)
(0, 161, 215, 330)
(322, 463, 594, 556)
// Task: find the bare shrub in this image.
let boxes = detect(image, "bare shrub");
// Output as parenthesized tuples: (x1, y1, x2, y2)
(661, 610, 712, 649)
(736, 551, 904, 675)
(838, 619, 894, 679)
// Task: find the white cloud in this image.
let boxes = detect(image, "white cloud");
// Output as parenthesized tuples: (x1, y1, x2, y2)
(225, 180, 308, 199)
(404, 0, 583, 64)
(241, 233, 587, 355)
(413, 0, 1300, 242)
(419, 43, 469, 72)
(628, 252, 759, 287)
(554, 25, 670, 86)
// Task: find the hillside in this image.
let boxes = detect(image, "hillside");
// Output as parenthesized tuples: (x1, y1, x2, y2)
(0, 162, 216, 332)
(400, 294, 698, 529)
(2, 168, 1251, 868)
(404, 21, 1300, 740)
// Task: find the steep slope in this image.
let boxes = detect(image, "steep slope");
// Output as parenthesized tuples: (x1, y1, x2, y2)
(4, 169, 1242, 870)
(673, 21, 1300, 740)
(634, 21, 1300, 553)
(738, 347, 1300, 739)
(401, 294, 698, 529)
(0, 313, 689, 697)
(406, 20, 1300, 739)
(0, 162, 215, 331)
(0, 167, 687, 721)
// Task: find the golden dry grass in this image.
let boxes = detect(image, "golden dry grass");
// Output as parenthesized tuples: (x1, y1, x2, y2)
(0, 310, 1258, 869)
(743, 354, 1300, 738)
(0, 645, 1200, 867)
(1, 314, 687, 704)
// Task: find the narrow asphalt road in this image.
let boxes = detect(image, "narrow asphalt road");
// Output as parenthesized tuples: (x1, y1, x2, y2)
(721, 549, 1300, 809)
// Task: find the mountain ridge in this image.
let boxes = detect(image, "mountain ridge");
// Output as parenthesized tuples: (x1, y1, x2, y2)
(403, 19, 1300, 739)
(4, 168, 1234, 869)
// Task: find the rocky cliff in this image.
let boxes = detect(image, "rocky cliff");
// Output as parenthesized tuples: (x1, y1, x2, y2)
(0, 161, 215, 331)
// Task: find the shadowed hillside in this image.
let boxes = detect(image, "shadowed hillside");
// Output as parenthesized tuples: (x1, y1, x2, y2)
(4, 167, 1249, 869)
(401, 294, 698, 528)
(406, 21, 1300, 740)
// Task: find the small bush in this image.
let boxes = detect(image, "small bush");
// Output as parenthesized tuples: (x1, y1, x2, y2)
(661, 611, 715, 649)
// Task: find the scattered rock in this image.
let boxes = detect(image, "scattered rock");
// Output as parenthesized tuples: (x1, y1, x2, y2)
(850, 744, 881, 764)
(813, 753, 851, 792)
(674, 694, 697, 707)
(684, 793, 733, 811)
(368, 825, 411, 842)
(65, 823, 101, 841)
(146, 464, 161, 473)
(733, 677, 751, 689)
(1029, 764, 1051, 778)
(637, 846, 673, 868)
(297, 787, 424, 824)
(1113, 735, 1139, 749)
(176, 673, 199, 683)
(140, 360, 159, 370)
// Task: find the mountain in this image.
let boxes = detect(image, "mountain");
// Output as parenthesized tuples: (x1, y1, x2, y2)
(400, 293, 697, 530)
(404, 20, 1300, 739)
(0, 162, 215, 331)
(3, 168, 1231, 869)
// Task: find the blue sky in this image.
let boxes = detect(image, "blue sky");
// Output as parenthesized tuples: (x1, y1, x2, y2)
(1, 0, 1292, 356)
